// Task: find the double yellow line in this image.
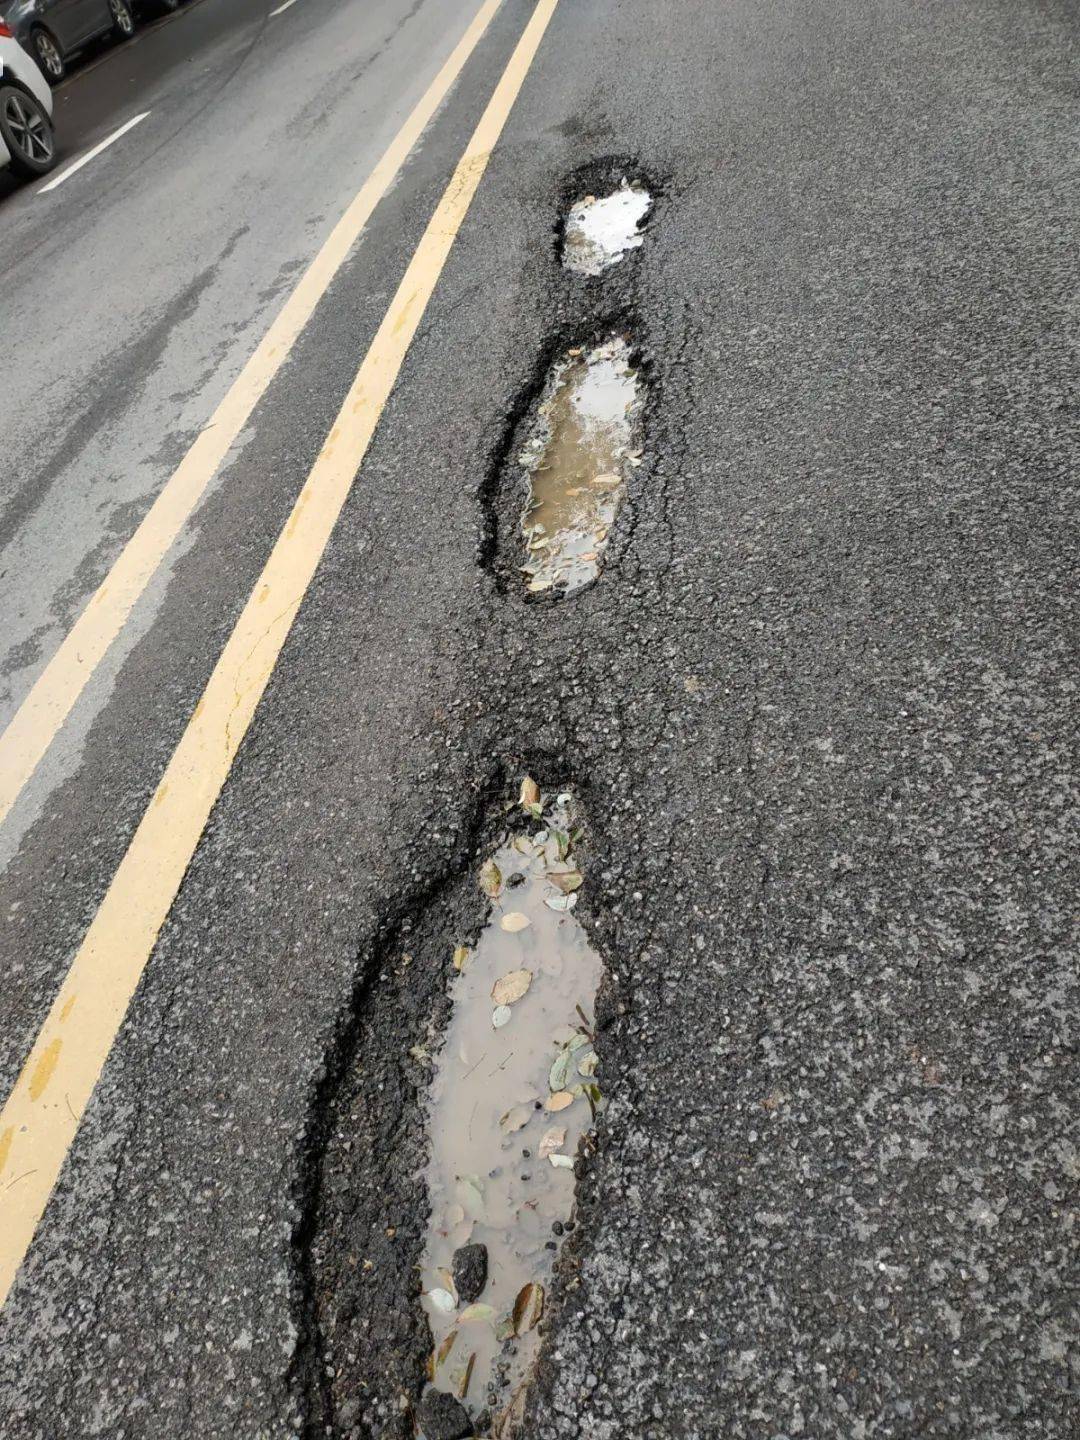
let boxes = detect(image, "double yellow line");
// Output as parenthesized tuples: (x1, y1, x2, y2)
(0, 0, 559, 1310)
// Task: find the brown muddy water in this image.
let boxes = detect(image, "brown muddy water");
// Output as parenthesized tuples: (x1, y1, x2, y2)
(562, 181, 652, 276)
(518, 338, 642, 598)
(419, 785, 604, 1436)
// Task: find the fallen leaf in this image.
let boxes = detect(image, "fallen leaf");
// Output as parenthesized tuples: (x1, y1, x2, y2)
(500, 912, 531, 933)
(452, 945, 470, 972)
(512, 1282, 545, 1336)
(577, 1051, 599, 1077)
(545, 892, 578, 912)
(548, 1035, 586, 1089)
(550, 827, 571, 860)
(492, 1005, 512, 1029)
(492, 969, 533, 1005)
(545, 1091, 574, 1112)
(500, 1104, 532, 1133)
(479, 859, 502, 898)
(549, 1049, 573, 1092)
(458, 1175, 484, 1219)
(429, 1288, 456, 1314)
(549, 1153, 574, 1169)
(520, 776, 541, 810)
(494, 1315, 515, 1342)
(539, 1127, 566, 1159)
(549, 870, 583, 895)
(459, 1303, 496, 1324)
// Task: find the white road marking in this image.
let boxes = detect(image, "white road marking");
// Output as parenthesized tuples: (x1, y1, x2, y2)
(37, 111, 150, 194)
(269, 0, 299, 14)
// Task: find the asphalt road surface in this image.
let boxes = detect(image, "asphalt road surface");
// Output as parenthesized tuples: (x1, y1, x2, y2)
(1, 0, 1077, 1436)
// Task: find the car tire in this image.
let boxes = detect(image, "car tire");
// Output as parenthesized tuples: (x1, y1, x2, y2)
(30, 27, 65, 85)
(0, 83, 56, 179)
(108, 0, 136, 38)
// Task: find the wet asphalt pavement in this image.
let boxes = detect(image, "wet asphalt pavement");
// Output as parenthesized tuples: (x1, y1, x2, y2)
(1, 0, 1078, 1436)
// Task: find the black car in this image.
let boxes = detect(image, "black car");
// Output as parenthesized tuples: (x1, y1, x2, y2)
(0, 0, 181, 85)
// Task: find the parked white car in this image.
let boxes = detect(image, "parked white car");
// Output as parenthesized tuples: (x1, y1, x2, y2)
(0, 18, 55, 179)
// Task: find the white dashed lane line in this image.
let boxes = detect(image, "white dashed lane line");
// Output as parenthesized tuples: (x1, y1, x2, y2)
(38, 111, 151, 194)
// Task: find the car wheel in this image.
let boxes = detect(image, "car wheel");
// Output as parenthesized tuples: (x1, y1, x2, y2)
(108, 0, 136, 38)
(0, 83, 56, 179)
(30, 28, 65, 85)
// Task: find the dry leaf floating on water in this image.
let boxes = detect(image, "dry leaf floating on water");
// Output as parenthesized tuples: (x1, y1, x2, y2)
(479, 858, 502, 898)
(512, 1282, 545, 1336)
(548, 870, 583, 895)
(538, 1127, 566, 1159)
(491, 969, 533, 1005)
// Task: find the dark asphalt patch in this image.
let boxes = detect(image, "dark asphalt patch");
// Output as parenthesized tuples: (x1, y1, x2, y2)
(293, 775, 493, 1440)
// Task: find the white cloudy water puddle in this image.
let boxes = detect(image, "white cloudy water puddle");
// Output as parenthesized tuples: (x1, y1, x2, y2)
(519, 338, 642, 598)
(562, 181, 651, 275)
(419, 783, 604, 1436)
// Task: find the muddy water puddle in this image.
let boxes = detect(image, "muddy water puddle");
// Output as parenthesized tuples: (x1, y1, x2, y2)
(562, 181, 651, 276)
(419, 783, 604, 1436)
(519, 338, 641, 598)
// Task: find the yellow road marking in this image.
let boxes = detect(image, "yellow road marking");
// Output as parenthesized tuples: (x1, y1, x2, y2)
(0, 0, 559, 1314)
(0, 0, 505, 830)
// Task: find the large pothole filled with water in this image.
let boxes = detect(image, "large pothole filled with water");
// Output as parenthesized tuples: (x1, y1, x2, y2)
(417, 781, 605, 1438)
(518, 338, 642, 599)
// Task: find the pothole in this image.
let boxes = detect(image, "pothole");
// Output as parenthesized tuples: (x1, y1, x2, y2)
(518, 337, 642, 598)
(418, 780, 605, 1438)
(562, 180, 652, 275)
